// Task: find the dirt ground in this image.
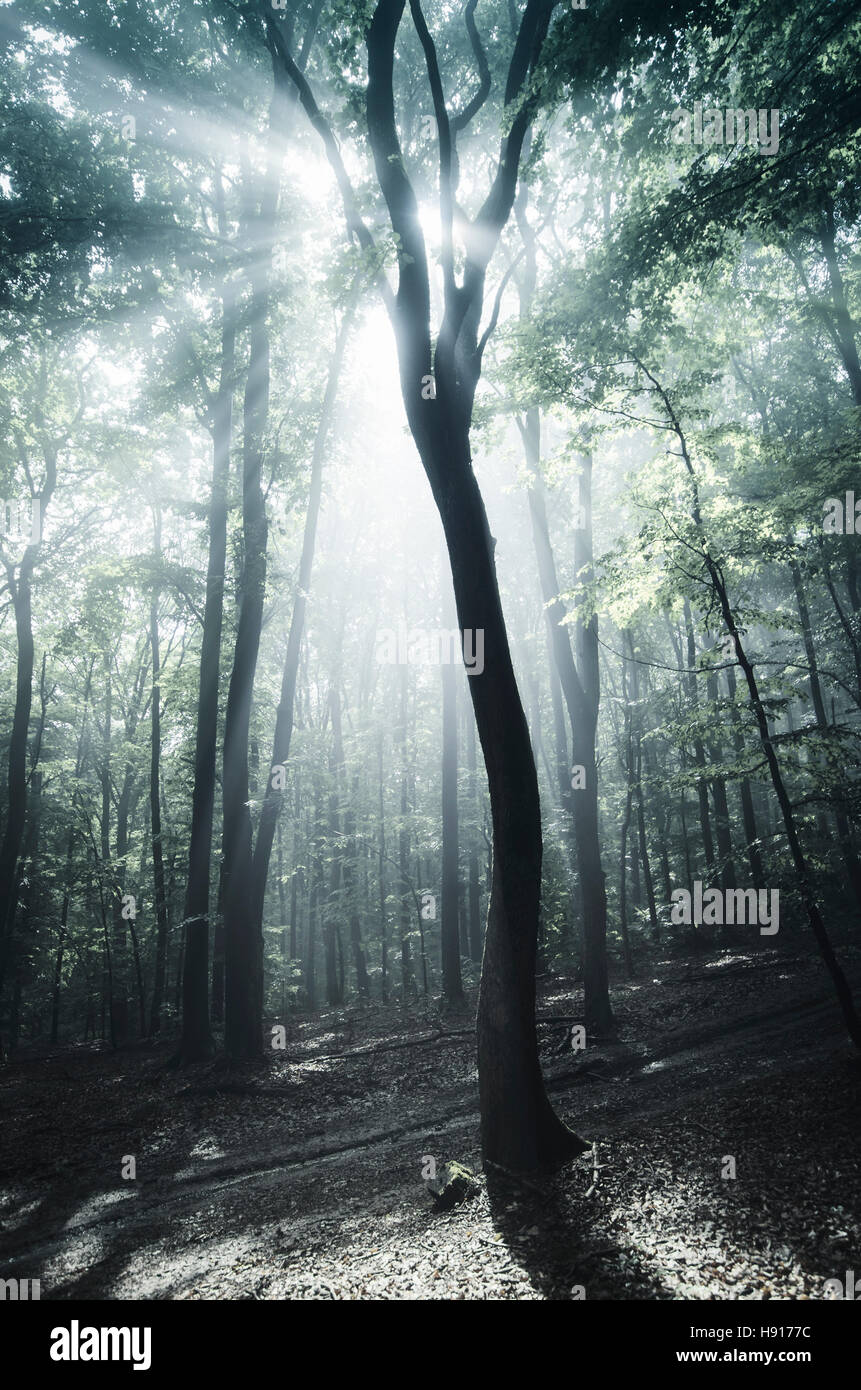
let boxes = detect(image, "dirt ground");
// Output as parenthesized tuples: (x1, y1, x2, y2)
(2, 945, 860, 1300)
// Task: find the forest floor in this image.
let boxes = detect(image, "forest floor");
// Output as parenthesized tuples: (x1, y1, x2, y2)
(2, 943, 860, 1300)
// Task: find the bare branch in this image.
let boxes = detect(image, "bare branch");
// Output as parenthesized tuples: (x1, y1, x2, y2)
(475, 246, 526, 363)
(265, 15, 395, 319)
(408, 0, 455, 304)
(451, 0, 491, 137)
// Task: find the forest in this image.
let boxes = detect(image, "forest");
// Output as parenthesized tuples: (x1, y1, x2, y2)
(1, 0, 860, 1315)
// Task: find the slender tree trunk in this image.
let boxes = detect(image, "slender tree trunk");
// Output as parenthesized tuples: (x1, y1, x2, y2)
(51, 657, 95, 1044)
(618, 786, 634, 977)
(179, 270, 235, 1062)
(821, 552, 861, 706)
(148, 527, 171, 1037)
(211, 867, 225, 1024)
(705, 666, 737, 892)
(276, 0, 584, 1169)
(98, 657, 127, 1047)
(397, 666, 415, 1001)
(790, 556, 861, 910)
(819, 199, 861, 409)
(724, 663, 765, 890)
(515, 173, 611, 1035)
(441, 587, 464, 1004)
(465, 706, 483, 965)
(378, 736, 389, 1003)
(222, 141, 277, 1061)
(276, 817, 289, 1014)
(345, 775, 370, 998)
(250, 306, 354, 934)
(305, 788, 321, 1011)
(431, 433, 587, 1167)
(0, 570, 34, 1010)
(51, 864, 72, 1045)
(645, 360, 861, 1047)
(525, 440, 613, 1033)
(0, 448, 56, 1010)
(683, 601, 718, 885)
(324, 685, 345, 1007)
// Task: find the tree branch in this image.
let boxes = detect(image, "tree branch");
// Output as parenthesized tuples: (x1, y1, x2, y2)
(408, 0, 456, 308)
(265, 14, 395, 319)
(451, 0, 491, 137)
(367, 0, 433, 397)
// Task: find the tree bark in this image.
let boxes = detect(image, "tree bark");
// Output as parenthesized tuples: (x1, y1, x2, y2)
(0, 445, 56, 1023)
(275, 0, 584, 1169)
(378, 736, 389, 1003)
(723, 663, 765, 891)
(148, 517, 171, 1036)
(465, 704, 483, 965)
(222, 134, 278, 1061)
(179, 269, 235, 1062)
(441, 618, 464, 1005)
(683, 600, 718, 886)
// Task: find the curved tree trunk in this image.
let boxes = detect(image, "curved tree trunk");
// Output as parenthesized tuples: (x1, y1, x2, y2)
(273, 0, 584, 1169)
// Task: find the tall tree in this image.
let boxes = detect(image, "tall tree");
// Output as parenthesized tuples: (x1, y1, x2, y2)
(271, 0, 589, 1168)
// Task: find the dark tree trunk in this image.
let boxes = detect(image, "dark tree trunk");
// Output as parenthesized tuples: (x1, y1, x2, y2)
(276, 815, 288, 1017)
(819, 198, 861, 409)
(211, 866, 225, 1025)
(790, 556, 861, 910)
(378, 736, 389, 1003)
(148, 532, 171, 1037)
(397, 667, 415, 1001)
(705, 666, 737, 893)
(324, 686, 345, 1008)
(0, 570, 33, 1002)
(99, 658, 125, 1047)
(51, 864, 72, 1045)
(250, 306, 353, 938)
(644, 359, 861, 1048)
(683, 601, 717, 885)
(465, 707, 483, 964)
(0, 449, 55, 1010)
(441, 603, 464, 1005)
(305, 789, 321, 1011)
(51, 657, 95, 1044)
(724, 663, 765, 890)
(222, 144, 276, 1061)
(618, 786, 634, 977)
(345, 775, 370, 998)
(626, 642, 659, 941)
(819, 545, 861, 706)
(276, 0, 584, 1168)
(516, 174, 611, 1034)
(525, 443, 613, 1033)
(643, 734, 673, 906)
(179, 270, 235, 1062)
